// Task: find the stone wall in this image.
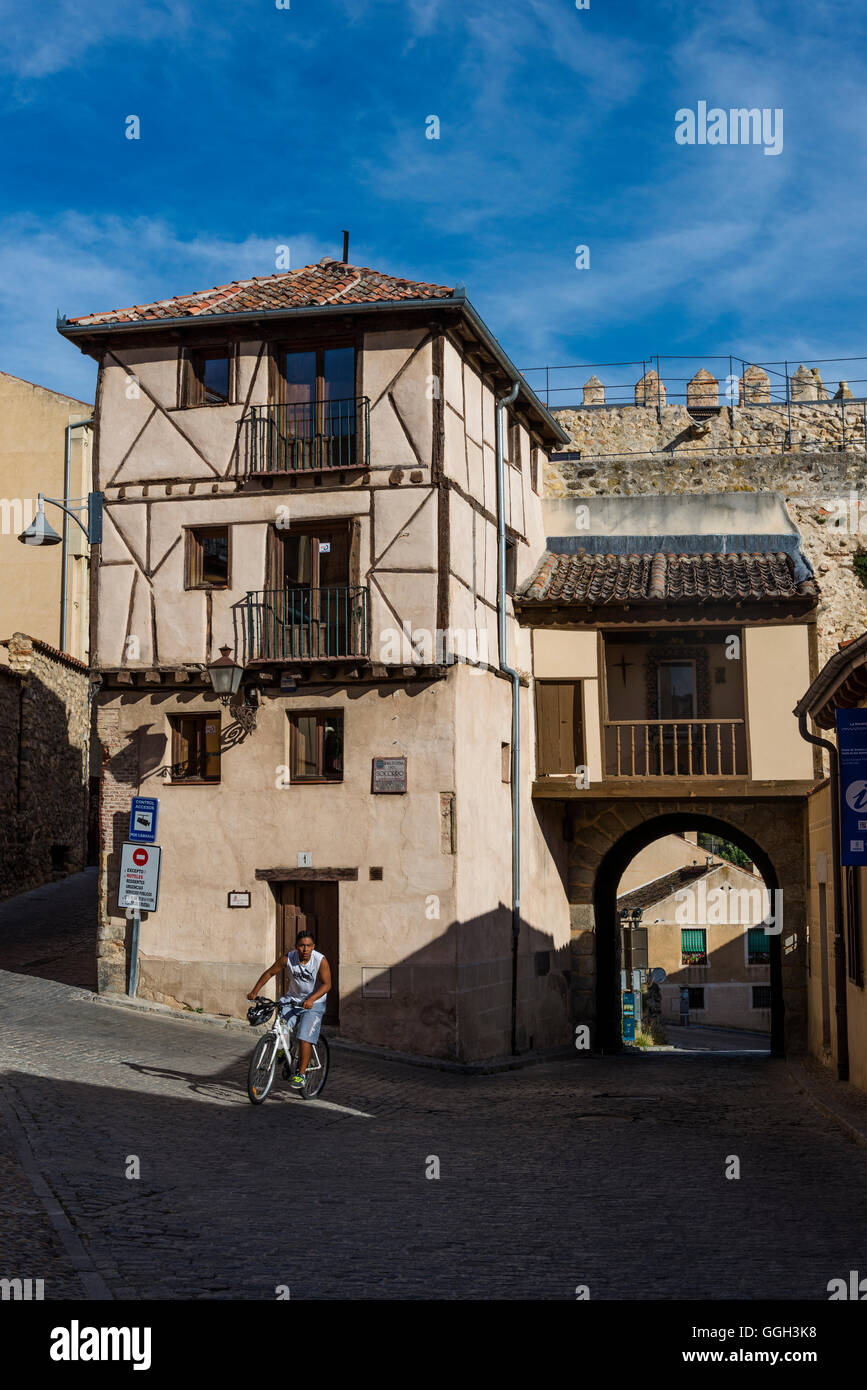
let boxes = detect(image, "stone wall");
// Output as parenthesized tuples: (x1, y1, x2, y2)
(547, 418, 867, 661)
(0, 633, 90, 899)
(94, 706, 137, 995)
(553, 400, 867, 462)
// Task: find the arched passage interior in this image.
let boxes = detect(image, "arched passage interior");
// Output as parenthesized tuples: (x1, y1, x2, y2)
(593, 812, 783, 1056)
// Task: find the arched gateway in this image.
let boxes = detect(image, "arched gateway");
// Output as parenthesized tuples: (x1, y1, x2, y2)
(565, 799, 807, 1056)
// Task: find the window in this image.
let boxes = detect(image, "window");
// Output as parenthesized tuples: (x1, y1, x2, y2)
(846, 866, 864, 986)
(747, 926, 771, 965)
(288, 711, 344, 782)
(752, 985, 772, 1009)
(536, 681, 584, 775)
(505, 538, 518, 597)
(531, 446, 541, 493)
(187, 526, 230, 588)
(687, 987, 705, 1009)
(183, 348, 233, 406)
(681, 928, 707, 965)
(507, 415, 522, 469)
(658, 661, 696, 719)
(275, 344, 358, 468)
(169, 714, 221, 782)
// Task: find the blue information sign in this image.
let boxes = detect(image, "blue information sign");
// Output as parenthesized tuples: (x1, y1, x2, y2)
(836, 710, 867, 866)
(622, 1016, 636, 1042)
(129, 797, 159, 844)
(622, 990, 635, 1017)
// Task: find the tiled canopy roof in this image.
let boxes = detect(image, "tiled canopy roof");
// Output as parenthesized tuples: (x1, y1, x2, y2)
(617, 863, 714, 913)
(66, 259, 456, 327)
(518, 549, 817, 606)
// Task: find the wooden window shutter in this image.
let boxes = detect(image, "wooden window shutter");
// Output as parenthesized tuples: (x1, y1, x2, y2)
(265, 523, 284, 591)
(536, 681, 583, 774)
(268, 346, 283, 406)
(349, 517, 361, 584)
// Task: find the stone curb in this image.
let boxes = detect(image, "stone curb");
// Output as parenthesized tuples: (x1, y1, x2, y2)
(90, 990, 576, 1073)
(786, 1058, 867, 1150)
(91, 990, 251, 1032)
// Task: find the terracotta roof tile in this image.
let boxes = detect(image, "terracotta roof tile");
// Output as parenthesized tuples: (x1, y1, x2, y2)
(617, 862, 715, 913)
(66, 259, 456, 328)
(518, 550, 817, 606)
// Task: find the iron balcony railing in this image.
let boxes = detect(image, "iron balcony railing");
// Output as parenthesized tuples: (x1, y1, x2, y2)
(245, 587, 369, 661)
(604, 718, 748, 778)
(245, 398, 370, 474)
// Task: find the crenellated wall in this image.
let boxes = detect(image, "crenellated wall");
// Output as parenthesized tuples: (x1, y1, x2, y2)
(548, 395, 867, 661)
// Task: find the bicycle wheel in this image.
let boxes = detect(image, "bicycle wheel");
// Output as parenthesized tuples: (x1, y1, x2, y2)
(299, 1034, 329, 1100)
(247, 1033, 278, 1104)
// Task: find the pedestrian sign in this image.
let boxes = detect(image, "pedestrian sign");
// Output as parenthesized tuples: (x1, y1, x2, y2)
(836, 710, 867, 866)
(119, 842, 162, 912)
(129, 797, 159, 844)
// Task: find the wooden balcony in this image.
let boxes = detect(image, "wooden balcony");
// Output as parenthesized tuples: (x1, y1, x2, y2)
(604, 718, 748, 778)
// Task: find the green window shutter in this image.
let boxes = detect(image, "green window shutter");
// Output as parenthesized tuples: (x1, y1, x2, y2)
(681, 928, 706, 954)
(748, 927, 770, 959)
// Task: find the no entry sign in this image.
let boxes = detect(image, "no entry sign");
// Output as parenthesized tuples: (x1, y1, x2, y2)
(119, 842, 162, 912)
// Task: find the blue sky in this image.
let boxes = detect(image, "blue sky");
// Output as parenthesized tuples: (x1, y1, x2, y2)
(2, 0, 866, 405)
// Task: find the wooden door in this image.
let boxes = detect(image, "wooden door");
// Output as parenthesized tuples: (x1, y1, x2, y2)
(277, 882, 339, 1023)
(276, 900, 305, 999)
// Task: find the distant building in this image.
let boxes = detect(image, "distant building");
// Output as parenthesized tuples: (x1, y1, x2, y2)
(0, 374, 94, 900)
(0, 370, 93, 662)
(617, 853, 772, 1034)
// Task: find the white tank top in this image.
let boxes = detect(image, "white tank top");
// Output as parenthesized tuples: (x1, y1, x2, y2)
(283, 948, 326, 1001)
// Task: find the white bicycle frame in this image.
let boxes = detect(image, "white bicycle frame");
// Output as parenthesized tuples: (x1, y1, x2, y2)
(259, 1005, 325, 1080)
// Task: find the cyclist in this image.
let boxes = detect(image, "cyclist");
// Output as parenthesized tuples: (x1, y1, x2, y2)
(247, 930, 331, 1091)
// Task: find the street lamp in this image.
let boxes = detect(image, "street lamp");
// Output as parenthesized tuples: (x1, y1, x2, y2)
(18, 487, 103, 652)
(207, 646, 258, 731)
(207, 646, 244, 701)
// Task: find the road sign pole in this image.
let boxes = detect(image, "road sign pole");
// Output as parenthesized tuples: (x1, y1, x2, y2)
(129, 905, 141, 997)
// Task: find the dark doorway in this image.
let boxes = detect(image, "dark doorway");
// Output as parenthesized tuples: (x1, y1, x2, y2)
(276, 881, 339, 1024)
(593, 813, 783, 1057)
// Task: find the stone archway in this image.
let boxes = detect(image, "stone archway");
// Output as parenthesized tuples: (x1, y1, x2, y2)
(564, 799, 808, 1057)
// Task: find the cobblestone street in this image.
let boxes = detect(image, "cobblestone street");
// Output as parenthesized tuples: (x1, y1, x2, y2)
(2, 876, 867, 1301)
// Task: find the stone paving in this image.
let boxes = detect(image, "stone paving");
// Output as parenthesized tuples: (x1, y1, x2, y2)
(0, 868, 98, 991)
(2, 962, 867, 1301)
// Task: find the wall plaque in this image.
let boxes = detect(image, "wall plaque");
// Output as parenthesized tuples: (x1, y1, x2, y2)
(371, 756, 407, 794)
(228, 891, 251, 908)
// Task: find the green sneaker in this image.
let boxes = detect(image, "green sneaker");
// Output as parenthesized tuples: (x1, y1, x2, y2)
(289, 1073, 305, 1091)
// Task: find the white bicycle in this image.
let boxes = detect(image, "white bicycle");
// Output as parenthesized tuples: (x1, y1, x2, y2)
(246, 997, 330, 1104)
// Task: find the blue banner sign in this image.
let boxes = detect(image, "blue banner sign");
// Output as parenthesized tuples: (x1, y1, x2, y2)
(129, 797, 159, 844)
(622, 1016, 636, 1042)
(836, 710, 867, 866)
(622, 991, 635, 1017)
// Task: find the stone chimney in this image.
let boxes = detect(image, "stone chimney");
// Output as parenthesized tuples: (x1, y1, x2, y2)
(686, 368, 718, 408)
(811, 367, 830, 401)
(582, 375, 605, 405)
(635, 369, 665, 406)
(790, 364, 817, 401)
(834, 380, 853, 400)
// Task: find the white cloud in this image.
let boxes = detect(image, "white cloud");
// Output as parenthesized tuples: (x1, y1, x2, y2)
(0, 214, 335, 397)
